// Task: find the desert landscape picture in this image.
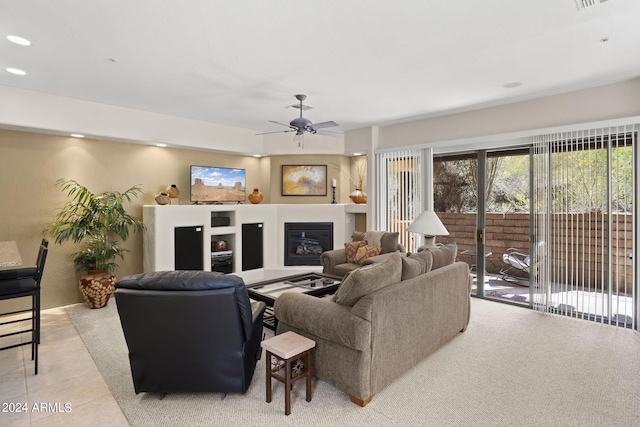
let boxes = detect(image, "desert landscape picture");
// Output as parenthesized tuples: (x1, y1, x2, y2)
(191, 166, 246, 202)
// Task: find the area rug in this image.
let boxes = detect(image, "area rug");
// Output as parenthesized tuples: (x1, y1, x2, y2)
(66, 299, 640, 426)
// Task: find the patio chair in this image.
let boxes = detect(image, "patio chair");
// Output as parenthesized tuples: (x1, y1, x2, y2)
(500, 242, 544, 285)
(500, 247, 532, 285)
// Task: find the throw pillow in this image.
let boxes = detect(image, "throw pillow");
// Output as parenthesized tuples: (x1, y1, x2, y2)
(332, 252, 403, 306)
(401, 257, 424, 281)
(412, 250, 434, 272)
(353, 245, 381, 264)
(427, 242, 457, 270)
(380, 232, 400, 254)
(344, 240, 367, 263)
(401, 250, 434, 280)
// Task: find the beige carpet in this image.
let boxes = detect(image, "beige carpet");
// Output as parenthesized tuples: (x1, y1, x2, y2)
(66, 298, 640, 426)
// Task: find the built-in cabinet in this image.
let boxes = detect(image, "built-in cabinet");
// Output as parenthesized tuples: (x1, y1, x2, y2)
(143, 204, 361, 282)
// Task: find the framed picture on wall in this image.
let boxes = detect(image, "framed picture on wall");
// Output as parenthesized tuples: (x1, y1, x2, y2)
(282, 165, 328, 196)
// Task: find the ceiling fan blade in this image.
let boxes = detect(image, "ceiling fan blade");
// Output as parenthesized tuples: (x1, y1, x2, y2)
(269, 120, 295, 129)
(316, 130, 344, 138)
(312, 121, 339, 129)
(255, 130, 296, 135)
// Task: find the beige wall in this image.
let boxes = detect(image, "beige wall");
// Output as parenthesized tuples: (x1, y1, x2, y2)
(0, 129, 354, 310)
(344, 77, 640, 151)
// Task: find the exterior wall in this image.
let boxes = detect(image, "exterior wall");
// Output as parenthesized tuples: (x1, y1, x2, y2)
(438, 212, 632, 293)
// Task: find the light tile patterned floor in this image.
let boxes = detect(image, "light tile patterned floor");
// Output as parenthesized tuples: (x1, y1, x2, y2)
(0, 307, 129, 427)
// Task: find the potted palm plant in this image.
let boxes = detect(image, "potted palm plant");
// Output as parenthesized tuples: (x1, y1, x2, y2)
(45, 178, 145, 308)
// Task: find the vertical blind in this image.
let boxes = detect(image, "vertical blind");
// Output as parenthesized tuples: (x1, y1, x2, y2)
(375, 149, 422, 253)
(532, 125, 637, 330)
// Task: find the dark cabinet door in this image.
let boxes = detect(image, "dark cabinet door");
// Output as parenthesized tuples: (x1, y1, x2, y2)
(242, 223, 263, 271)
(174, 226, 203, 270)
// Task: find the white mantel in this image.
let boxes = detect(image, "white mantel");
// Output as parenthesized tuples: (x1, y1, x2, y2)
(143, 204, 359, 282)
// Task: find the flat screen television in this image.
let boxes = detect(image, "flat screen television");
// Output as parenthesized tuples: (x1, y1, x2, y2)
(190, 165, 246, 203)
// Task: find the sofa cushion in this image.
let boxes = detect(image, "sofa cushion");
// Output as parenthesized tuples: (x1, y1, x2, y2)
(426, 242, 457, 270)
(401, 250, 434, 280)
(363, 230, 385, 247)
(344, 240, 367, 263)
(409, 250, 434, 273)
(379, 232, 400, 254)
(332, 252, 402, 307)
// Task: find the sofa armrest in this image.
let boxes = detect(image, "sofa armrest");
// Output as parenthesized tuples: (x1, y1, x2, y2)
(274, 293, 370, 351)
(320, 248, 348, 275)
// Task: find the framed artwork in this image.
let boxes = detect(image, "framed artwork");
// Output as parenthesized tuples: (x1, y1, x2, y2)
(282, 165, 328, 196)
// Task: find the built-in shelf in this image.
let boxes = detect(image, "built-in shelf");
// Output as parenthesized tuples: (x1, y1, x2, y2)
(142, 204, 359, 280)
(345, 204, 367, 213)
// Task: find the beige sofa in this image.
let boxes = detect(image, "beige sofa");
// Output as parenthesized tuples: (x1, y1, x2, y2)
(275, 244, 471, 406)
(320, 230, 406, 277)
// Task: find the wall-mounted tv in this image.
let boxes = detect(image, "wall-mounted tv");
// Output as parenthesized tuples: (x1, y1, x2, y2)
(190, 165, 246, 203)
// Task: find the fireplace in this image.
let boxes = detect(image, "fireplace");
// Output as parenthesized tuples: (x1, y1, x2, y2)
(284, 222, 334, 266)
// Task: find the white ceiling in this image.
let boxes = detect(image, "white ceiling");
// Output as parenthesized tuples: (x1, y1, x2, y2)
(1, 0, 640, 140)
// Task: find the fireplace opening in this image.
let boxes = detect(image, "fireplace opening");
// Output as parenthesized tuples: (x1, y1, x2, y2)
(284, 222, 334, 266)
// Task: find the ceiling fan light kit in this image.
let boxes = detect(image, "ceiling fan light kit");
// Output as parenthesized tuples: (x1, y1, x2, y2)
(255, 94, 342, 149)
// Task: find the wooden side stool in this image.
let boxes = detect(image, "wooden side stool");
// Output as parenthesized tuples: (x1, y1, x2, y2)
(261, 331, 316, 415)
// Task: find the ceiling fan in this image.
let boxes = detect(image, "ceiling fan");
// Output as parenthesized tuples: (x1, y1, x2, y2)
(256, 94, 342, 148)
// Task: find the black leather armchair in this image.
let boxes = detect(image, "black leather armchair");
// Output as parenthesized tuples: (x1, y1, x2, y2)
(114, 271, 266, 395)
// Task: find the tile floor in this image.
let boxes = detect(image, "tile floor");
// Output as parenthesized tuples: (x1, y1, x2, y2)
(0, 307, 129, 426)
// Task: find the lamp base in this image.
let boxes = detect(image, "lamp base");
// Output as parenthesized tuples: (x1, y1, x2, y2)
(421, 236, 438, 248)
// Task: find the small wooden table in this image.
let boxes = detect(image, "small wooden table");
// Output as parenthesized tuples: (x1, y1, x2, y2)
(261, 331, 316, 415)
(0, 241, 23, 267)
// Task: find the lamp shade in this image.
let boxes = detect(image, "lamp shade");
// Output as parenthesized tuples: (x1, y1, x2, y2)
(406, 210, 449, 237)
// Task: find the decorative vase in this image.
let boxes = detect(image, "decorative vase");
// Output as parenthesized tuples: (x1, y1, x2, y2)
(165, 184, 181, 198)
(79, 270, 116, 309)
(155, 191, 170, 205)
(349, 188, 367, 204)
(248, 188, 264, 204)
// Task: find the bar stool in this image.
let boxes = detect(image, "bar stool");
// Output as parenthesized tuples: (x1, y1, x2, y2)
(261, 331, 315, 415)
(0, 240, 48, 374)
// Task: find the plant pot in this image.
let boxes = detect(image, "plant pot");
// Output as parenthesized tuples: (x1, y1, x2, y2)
(248, 188, 264, 204)
(349, 188, 367, 204)
(79, 270, 116, 309)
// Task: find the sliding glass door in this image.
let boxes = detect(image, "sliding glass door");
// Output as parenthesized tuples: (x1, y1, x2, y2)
(377, 125, 637, 329)
(434, 149, 532, 304)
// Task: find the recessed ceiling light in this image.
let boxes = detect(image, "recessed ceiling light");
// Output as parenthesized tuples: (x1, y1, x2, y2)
(353, 152, 363, 156)
(70, 134, 85, 138)
(7, 35, 31, 46)
(156, 143, 167, 147)
(6, 68, 26, 76)
(503, 82, 523, 89)
(253, 154, 262, 157)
